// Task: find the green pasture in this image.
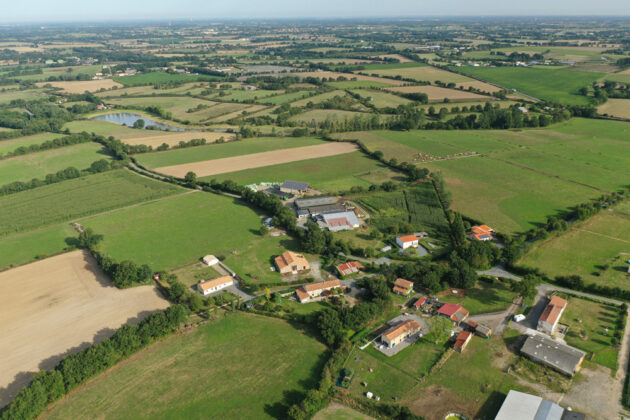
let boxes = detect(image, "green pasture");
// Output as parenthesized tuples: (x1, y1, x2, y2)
(0, 224, 76, 271)
(42, 312, 327, 420)
(83, 192, 265, 271)
(451, 66, 603, 104)
(113, 72, 221, 87)
(0, 132, 65, 156)
(440, 281, 517, 315)
(351, 89, 412, 108)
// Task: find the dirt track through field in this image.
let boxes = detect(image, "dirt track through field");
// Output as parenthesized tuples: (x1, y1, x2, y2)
(0, 250, 169, 408)
(154, 142, 359, 178)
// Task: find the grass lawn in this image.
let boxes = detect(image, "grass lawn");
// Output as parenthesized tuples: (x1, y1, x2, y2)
(344, 346, 419, 401)
(221, 233, 305, 286)
(0, 142, 110, 185)
(520, 207, 630, 291)
(364, 335, 447, 378)
(0, 224, 76, 271)
(42, 312, 327, 420)
(82, 192, 265, 271)
(0, 132, 65, 156)
(559, 294, 621, 370)
(451, 66, 603, 105)
(136, 136, 325, 168)
(313, 403, 374, 420)
(440, 281, 517, 315)
(206, 151, 401, 193)
(0, 170, 183, 236)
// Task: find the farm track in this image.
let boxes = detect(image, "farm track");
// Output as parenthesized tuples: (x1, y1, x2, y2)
(485, 156, 606, 192)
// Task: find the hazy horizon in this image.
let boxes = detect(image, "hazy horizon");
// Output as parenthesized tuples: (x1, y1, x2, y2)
(2, 0, 630, 23)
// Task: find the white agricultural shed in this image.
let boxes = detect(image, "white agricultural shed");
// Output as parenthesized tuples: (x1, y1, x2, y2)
(202, 255, 219, 266)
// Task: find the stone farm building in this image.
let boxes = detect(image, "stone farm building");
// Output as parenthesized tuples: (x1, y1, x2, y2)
(437, 303, 469, 324)
(520, 334, 586, 377)
(280, 180, 309, 195)
(295, 279, 341, 303)
(274, 251, 310, 275)
(322, 211, 360, 232)
(197, 276, 233, 296)
(469, 225, 495, 241)
(392, 278, 414, 295)
(453, 330, 472, 352)
(381, 319, 422, 348)
(336, 261, 364, 277)
(396, 234, 419, 249)
(537, 295, 567, 335)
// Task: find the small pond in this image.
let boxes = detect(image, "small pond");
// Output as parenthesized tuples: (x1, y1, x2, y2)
(92, 112, 187, 132)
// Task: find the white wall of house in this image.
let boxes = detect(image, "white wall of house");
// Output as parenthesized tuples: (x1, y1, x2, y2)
(198, 280, 233, 296)
(396, 238, 418, 249)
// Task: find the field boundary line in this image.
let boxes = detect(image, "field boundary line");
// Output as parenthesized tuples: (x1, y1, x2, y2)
(485, 156, 606, 193)
(573, 228, 630, 245)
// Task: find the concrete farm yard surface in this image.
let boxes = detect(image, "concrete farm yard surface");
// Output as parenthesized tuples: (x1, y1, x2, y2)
(0, 250, 169, 407)
(154, 142, 359, 178)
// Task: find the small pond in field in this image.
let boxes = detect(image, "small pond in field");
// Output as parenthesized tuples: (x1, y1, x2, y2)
(91, 112, 187, 132)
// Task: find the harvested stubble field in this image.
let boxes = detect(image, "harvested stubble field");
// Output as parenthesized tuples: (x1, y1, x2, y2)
(361, 65, 472, 84)
(37, 79, 123, 93)
(597, 99, 630, 119)
(122, 131, 236, 147)
(154, 142, 359, 178)
(138, 136, 325, 168)
(0, 250, 169, 408)
(384, 85, 491, 101)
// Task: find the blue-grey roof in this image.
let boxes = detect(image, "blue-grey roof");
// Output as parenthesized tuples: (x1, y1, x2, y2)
(496, 390, 566, 420)
(282, 180, 309, 191)
(322, 211, 360, 232)
(520, 334, 586, 376)
(295, 196, 336, 209)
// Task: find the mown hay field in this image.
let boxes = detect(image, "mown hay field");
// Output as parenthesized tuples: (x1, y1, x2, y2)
(41, 312, 327, 420)
(598, 99, 630, 119)
(384, 85, 490, 102)
(154, 142, 359, 178)
(37, 79, 123, 93)
(360, 65, 472, 84)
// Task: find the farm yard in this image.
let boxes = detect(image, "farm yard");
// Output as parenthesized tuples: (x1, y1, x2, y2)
(153, 142, 359, 178)
(0, 250, 169, 408)
(41, 312, 327, 420)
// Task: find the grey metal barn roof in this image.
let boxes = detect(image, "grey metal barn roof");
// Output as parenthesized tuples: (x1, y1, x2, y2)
(295, 196, 336, 209)
(495, 390, 565, 420)
(520, 334, 586, 376)
(281, 180, 309, 191)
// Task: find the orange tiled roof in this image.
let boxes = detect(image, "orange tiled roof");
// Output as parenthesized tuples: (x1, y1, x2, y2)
(397, 234, 418, 243)
(394, 278, 414, 289)
(303, 279, 340, 293)
(296, 289, 310, 302)
(383, 319, 421, 341)
(274, 251, 309, 270)
(198, 276, 233, 291)
(539, 296, 567, 326)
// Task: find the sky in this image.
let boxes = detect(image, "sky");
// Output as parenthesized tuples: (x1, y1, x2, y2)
(2, 0, 629, 22)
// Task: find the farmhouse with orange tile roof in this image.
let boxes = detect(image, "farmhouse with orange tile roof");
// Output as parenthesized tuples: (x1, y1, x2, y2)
(274, 251, 310, 275)
(537, 295, 567, 335)
(381, 319, 421, 348)
(396, 234, 419, 249)
(392, 278, 414, 295)
(295, 279, 341, 303)
(197, 276, 233, 296)
(469, 225, 495, 241)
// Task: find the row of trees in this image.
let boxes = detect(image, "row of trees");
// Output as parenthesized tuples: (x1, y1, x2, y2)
(0, 304, 188, 420)
(0, 159, 114, 197)
(0, 132, 94, 160)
